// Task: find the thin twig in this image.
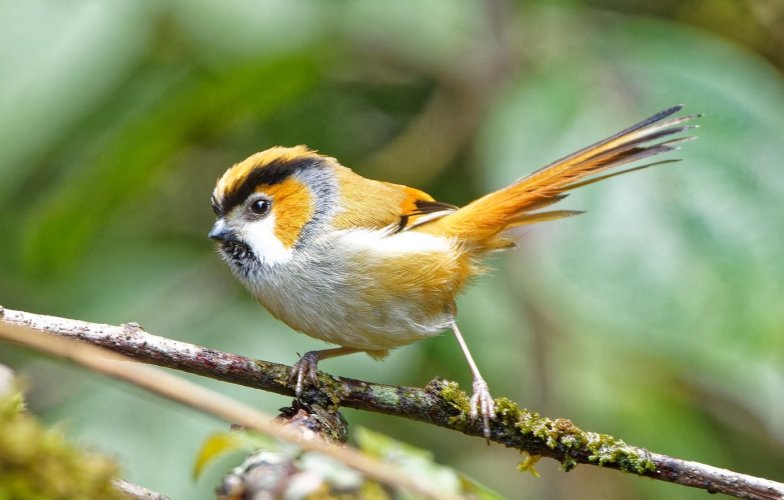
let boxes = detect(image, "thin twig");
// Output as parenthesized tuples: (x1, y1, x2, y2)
(1, 306, 782, 500)
(112, 479, 170, 500)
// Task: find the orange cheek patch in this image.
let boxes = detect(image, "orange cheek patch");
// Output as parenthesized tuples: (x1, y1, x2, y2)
(260, 178, 314, 248)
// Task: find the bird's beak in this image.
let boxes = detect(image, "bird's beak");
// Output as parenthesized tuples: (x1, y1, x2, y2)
(208, 219, 238, 242)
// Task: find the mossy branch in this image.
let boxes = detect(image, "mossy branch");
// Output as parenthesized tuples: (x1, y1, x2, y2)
(1, 306, 782, 500)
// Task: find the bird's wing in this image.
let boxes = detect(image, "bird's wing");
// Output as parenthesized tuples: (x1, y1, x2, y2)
(330, 167, 457, 232)
(393, 187, 458, 232)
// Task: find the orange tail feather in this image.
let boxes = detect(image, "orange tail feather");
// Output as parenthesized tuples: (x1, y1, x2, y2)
(425, 105, 701, 250)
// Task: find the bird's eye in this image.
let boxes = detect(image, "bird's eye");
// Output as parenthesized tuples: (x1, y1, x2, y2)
(250, 199, 271, 216)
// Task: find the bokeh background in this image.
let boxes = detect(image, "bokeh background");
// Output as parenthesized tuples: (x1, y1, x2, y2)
(2, 0, 783, 498)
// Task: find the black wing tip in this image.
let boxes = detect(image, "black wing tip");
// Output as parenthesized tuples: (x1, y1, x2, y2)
(653, 105, 705, 123)
(666, 104, 685, 113)
(626, 104, 692, 136)
(651, 104, 684, 120)
(652, 104, 706, 119)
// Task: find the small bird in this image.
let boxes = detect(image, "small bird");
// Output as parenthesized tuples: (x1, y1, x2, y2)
(209, 105, 699, 438)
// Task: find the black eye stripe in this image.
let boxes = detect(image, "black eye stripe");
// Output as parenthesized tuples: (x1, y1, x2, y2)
(217, 157, 324, 215)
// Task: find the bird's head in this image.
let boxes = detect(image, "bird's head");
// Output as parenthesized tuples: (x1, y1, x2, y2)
(209, 146, 338, 273)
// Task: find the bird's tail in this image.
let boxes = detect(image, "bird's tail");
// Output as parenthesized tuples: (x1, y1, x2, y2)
(424, 105, 701, 250)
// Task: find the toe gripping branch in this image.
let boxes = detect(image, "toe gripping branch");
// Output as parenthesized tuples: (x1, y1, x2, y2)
(289, 351, 320, 397)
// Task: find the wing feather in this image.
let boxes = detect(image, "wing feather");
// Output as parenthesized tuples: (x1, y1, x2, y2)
(331, 167, 456, 232)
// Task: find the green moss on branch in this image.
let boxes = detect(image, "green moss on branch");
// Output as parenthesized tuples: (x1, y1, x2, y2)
(0, 386, 122, 499)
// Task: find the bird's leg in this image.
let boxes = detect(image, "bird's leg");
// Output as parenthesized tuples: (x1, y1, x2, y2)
(450, 321, 496, 439)
(289, 347, 361, 396)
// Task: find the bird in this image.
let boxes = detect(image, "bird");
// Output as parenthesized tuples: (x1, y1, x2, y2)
(208, 105, 700, 438)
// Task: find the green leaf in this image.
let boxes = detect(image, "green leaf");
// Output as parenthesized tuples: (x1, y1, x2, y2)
(193, 430, 277, 479)
(356, 427, 503, 499)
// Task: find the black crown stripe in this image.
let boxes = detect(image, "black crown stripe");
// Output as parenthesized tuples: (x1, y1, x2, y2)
(218, 157, 324, 215)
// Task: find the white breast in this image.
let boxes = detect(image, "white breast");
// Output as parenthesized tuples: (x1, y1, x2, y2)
(243, 228, 459, 351)
(337, 227, 454, 255)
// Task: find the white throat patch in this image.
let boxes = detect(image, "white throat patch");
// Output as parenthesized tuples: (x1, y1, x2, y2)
(242, 213, 293, 266)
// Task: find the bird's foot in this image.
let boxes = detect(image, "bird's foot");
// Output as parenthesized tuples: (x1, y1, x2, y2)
(469, 377, 496, 439)
(289, 351, 320, 397)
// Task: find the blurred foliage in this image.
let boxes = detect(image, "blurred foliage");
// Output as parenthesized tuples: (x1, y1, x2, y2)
(0, 379, 121, 499)
(1, 0, 783, 498)
(356, 427, 503, 499)
(197, 427, 501, 498)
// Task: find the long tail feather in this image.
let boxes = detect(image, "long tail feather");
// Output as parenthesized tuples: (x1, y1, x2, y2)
(424, 106, 701, 248)
(564, 159, 681, 190)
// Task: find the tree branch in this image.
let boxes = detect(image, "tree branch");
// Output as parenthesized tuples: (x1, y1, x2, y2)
(1, 306, 782, 500)
(0, 317, 453, 500)
(112, 479, 170, 500)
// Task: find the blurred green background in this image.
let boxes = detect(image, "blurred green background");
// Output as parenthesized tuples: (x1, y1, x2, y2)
(1, 0, 783, 498)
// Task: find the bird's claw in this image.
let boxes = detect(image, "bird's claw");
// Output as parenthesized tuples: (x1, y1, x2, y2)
(289, 351, 320, 397)
(469, 377, 496, 439)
